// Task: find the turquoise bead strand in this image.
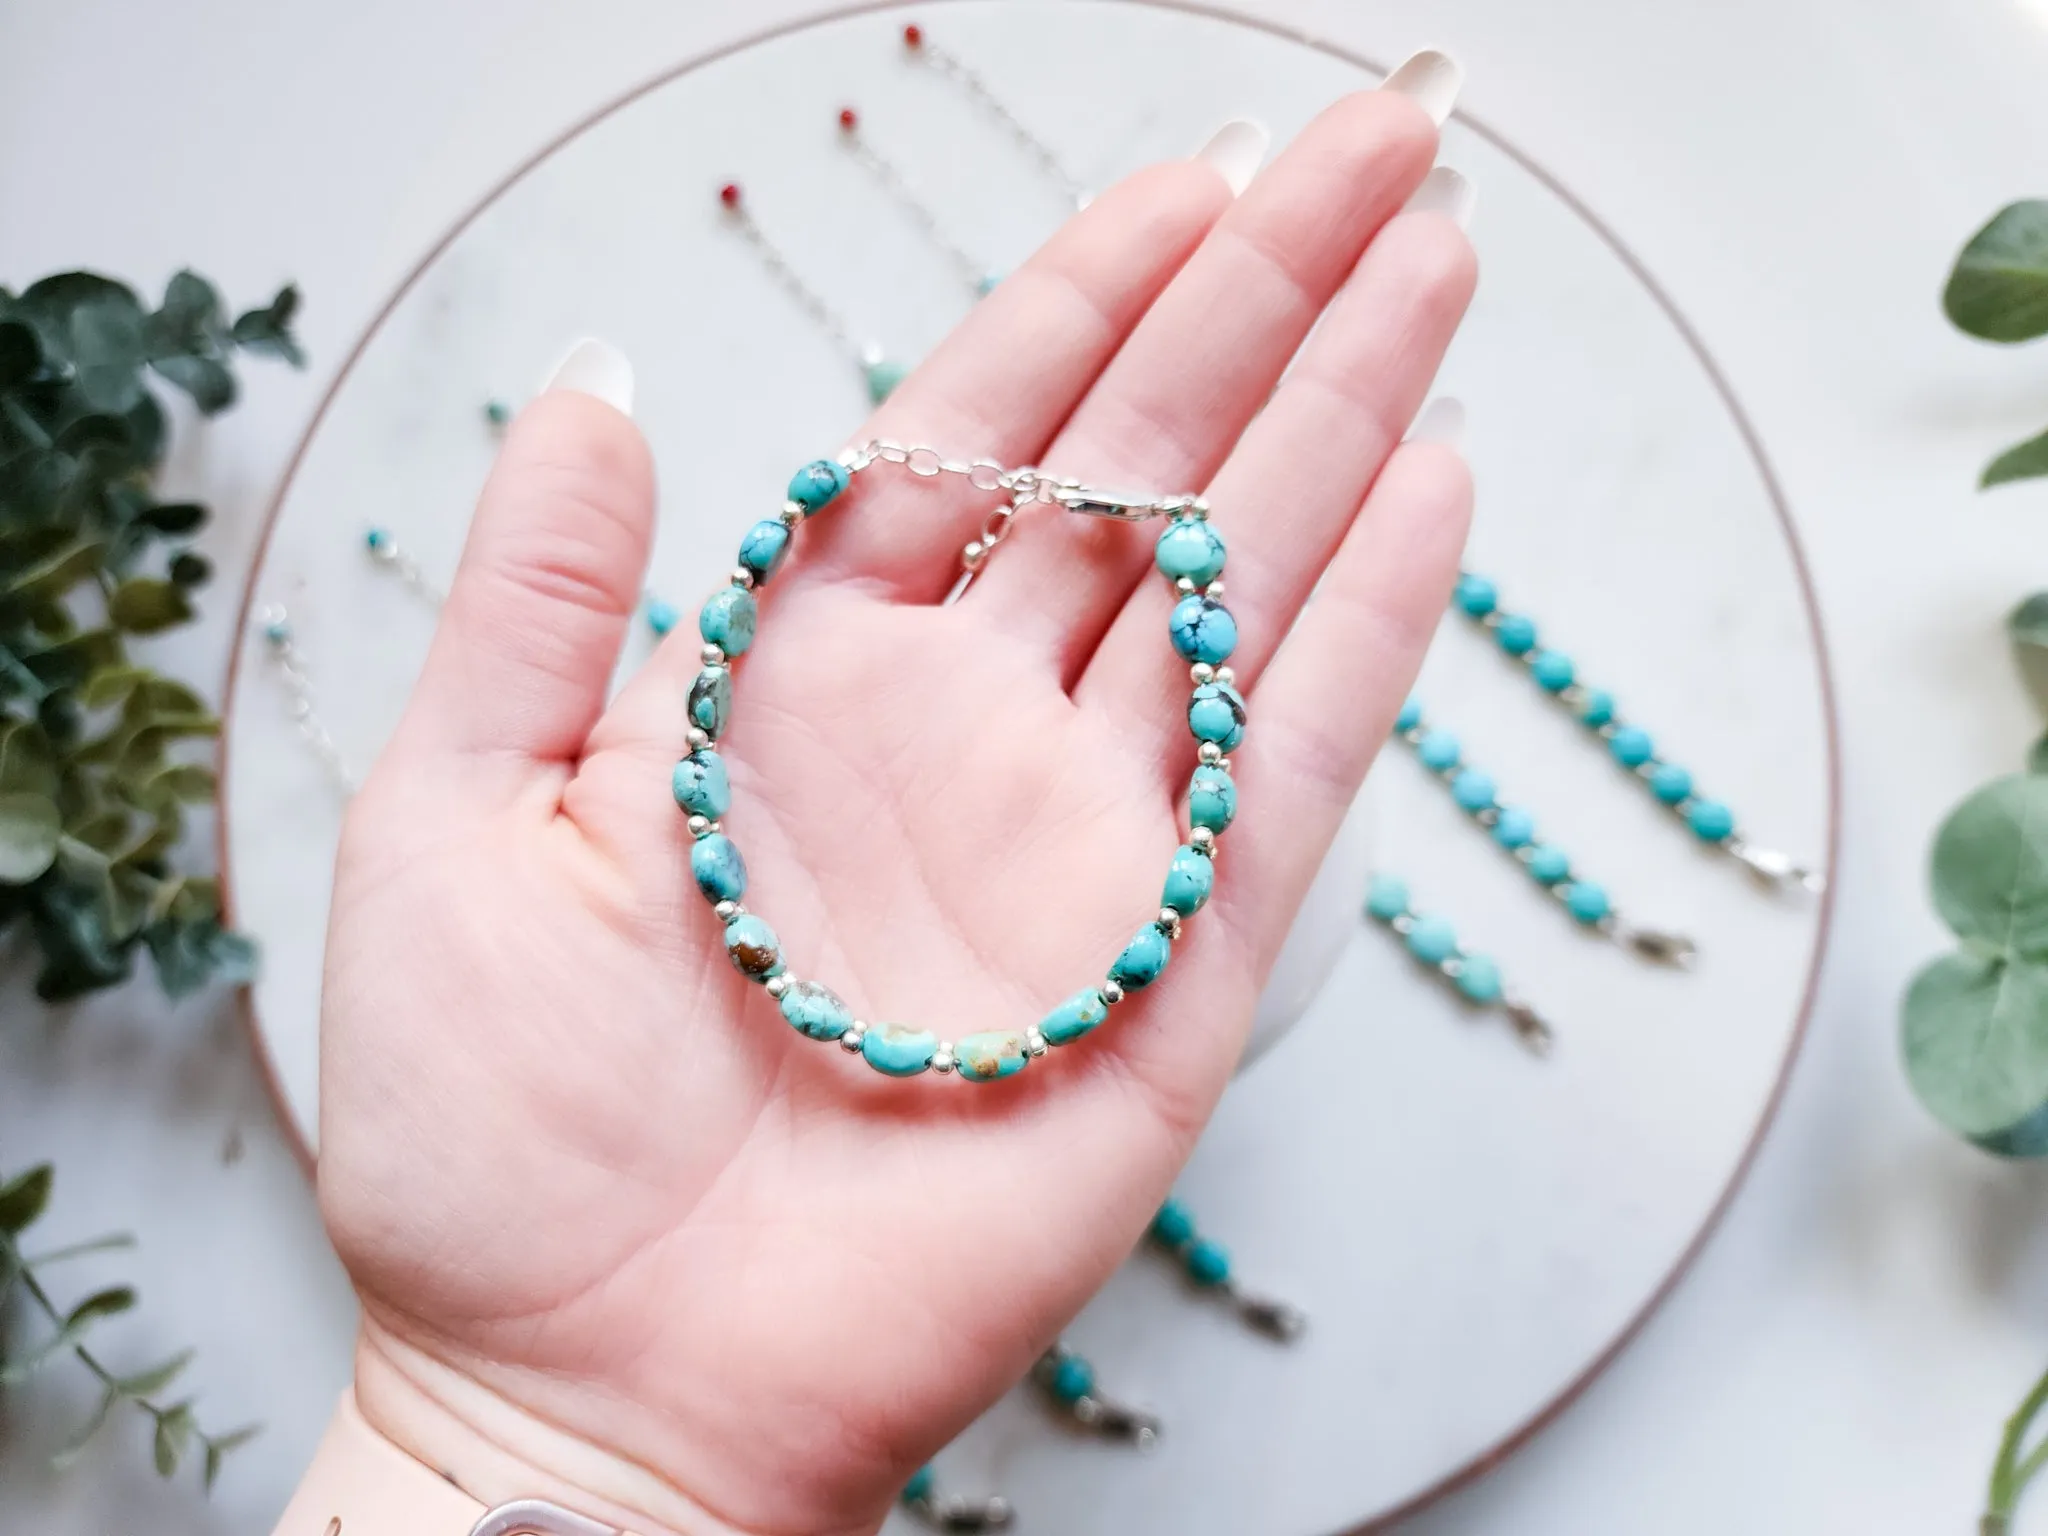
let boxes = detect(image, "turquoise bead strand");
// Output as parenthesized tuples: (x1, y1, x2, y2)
(1393, 697, 1696, 966)
(674, 447, 1227, 1087)
(898, 1466, 1012, 1532)
(1030, 1343, 1161, 1446)
(1146, 1198, 1308, 1341)
(1451, 570, 1823, 894)
(1362, 873, 1555, 1054)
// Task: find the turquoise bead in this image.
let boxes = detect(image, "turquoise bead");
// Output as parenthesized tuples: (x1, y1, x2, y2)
(975, 272, 1002, 296)
(646, 596, 679, 637)
(1688, 799, 1736, 842)
(698, 585, 757, 656)
(691, 833, 747, 902)
(1050, 1353, 1095, 1404)
(1451, 768, 1496, 812)
(1187, 681, 1247, 751)
(723, 913, 784, 980)
(1185, 1238, 1231, 1287)
(1416, 729, 1460, 771)
(483, 399, 512, 427)
(1110, 923, 1172, 990)
(787, 458, 849, 513)
(1526, 845, 1571, 884)
(1530, 650, 1575, 691)
(863, 357, 908, 402)
(365, 527, 391, 553)
(1609, 725, 1654, 767)
(689, 666, 732, 738)
(1564, 881, 1611, 924)
(1162, 845, 1214, 915)
(1579, 689, 1616, 728)
(780, 980, 852, 1041)
(671, 750, 731, 819)
(1454, 573, 1497, 617)
(1650, 762, 1694, 804)
(1154, 517, 1227, 585)
(1169, 594, 1238, 664)
(956, 1029, 1030, 1083)
(1041, 988, 1109, 1046)
(1395, 696, 1423, 733)
(737, 520, 790, 585)
(1455, 953, 1503, 1003)
(862, 1021, 937, 1076)
(1493, 806, 1536, 849)
(1406, 915, 1458, 965)
(901, 1466, 935, 1506)
(1151, 1198, 1196, 1247)
(1188, 764, 1237, 831)
(1365, 873, 1409, 922)
(1494, 614, 1538, 655)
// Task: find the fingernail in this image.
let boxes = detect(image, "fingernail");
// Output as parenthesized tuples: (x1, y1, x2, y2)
(1408, 396, 1465, 448)
(1380, 48, 1462, 126)
(540, 337, 634, 416)
(1193, 118, 1270, 197)
(1405, 165, 1474, 229)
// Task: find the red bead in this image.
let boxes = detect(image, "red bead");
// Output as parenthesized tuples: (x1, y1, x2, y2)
(718, 182, 741, 208)
(903, 23, 923, 47)
(838, 106, 858, 131)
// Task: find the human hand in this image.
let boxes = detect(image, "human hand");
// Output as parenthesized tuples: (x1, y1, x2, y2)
(317, 69, 1474, 1536)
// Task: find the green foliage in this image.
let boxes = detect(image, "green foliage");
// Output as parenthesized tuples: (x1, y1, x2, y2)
(1946, 202, 2048, 490)
(0, 268, 297, 1000)
(0, 1162, 255, 1485)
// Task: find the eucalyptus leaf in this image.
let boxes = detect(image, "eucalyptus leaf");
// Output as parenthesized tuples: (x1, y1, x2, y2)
(151, 1401, 194, 1477)
(2032, 733, 2048, 775)
(106, 578, 193, 634)
(0, 319, 42, 389)
(1903, 949, 2048, 1149)
(138, 501, 205, 535)
(0, 791, 62, 882)
(67, 296, 146, 415)
(1985, 426, 2048, 490)
(167, 550, 210, 588)
(202, 1424, 259, 1489)
(1946, 201, 2048, 343)
(114, 1350, 192, 1398)
(1929, 775, 2048, 958)
(79, 666, 149, 709)
(148, 352, 235, 415)
(0, 1163, 53, 1233)
(230, 284, 303, 365)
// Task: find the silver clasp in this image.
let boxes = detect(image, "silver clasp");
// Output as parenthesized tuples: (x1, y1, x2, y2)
(469, 1500, 623, 1536)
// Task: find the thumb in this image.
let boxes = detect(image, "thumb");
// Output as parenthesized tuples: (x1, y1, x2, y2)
(385, 338, 653, 790)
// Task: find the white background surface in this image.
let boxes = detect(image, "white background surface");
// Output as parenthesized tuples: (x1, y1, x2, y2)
(3, 1, 2048, 1533)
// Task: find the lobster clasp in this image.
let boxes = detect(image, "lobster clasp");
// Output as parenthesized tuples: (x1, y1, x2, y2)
(1056, 486, 1164, 522)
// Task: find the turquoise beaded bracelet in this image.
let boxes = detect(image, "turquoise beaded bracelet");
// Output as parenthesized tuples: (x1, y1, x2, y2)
(1451, 571, 1823, 893)
(675, 441, 1233, 1085)
(1364, 873, 1555, 1053)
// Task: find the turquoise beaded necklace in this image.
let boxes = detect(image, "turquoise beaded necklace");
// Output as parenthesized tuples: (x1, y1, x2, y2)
(675, 440, 1231, 1085)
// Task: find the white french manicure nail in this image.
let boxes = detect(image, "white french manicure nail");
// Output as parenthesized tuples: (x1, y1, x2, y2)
(1193, 118, 1271, 197)
(1408, 396, 1465, 448)
(1380, 49, 1463, 126)
(1406, 165, 1475, 229)
(540, 337, 634, 416)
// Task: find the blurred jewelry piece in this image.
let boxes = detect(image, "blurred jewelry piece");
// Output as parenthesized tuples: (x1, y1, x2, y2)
(1362, 873, 1555, 1054)
(900, 21, 1087, 209)
(1391, 695, 1695, 965)
(677, 444, 1229, 1086)
(898, 1465, 1013, 1533)
(836, 105, 1000, 298)
(362, 525, 444, 605)
(1146, 1198, 1308, 1341)
(716, 180, 909, 403)
(257, 605, 356, 794)
(1032, 1341, 1162, 1446)
(1450, 571, 1823, 894)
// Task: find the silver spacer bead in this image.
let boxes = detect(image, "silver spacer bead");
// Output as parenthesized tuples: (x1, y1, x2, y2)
(1214, 666, 1234, 686)
(1189, 662, 1215, 685)
(1198, 741, 1224, 765)
(686, 814, 710, 837)
(1191, 498, 1210, 520)
(1024, 1027, 1048, 1057)
(1102, 979, 1126, 1005)
(731, 567, 755, 590)
(713, 900, 742, 922)
(701, 643, 725, 666)
(961, 539, 988, 571)
(686, 727, 711, 751)
(782, 498, 806, 520)
(1216, 756, 1231, 772)
(1175, 576, 1197, 595)
(931, 1046, 956, 1074)
(840, 1025, 867, 1052)
(1205, 579, 1225, 600)
(1158, 909, 1183, 940)
(764, 975, 790, 999)
(1189, 826, 1216, 854)
(780, 505, 804, 529)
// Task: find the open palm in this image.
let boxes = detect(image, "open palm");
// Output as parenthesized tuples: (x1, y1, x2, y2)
(317, 85, 1473, 1536)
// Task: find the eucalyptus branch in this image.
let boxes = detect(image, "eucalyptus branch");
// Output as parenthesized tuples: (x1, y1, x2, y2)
(1983, 1359, 2048, 1535)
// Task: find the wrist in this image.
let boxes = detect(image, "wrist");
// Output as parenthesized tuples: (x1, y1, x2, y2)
(351, 1319, 779, 1536)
